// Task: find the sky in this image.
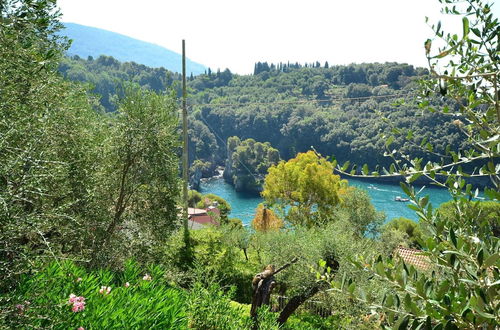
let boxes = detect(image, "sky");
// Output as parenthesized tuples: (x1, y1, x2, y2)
(57, 0, 499, 75)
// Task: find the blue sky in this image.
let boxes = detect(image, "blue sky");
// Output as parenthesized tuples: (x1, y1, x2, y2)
(58, 0, 499, 74)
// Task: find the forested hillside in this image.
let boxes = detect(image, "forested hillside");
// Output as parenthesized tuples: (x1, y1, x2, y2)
(60, 23, 207, 75)
(60, 56, 467, 181)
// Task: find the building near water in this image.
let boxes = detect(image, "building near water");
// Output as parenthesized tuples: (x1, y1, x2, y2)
(187, 207, 220, 229)
(394, 246, 431, 270)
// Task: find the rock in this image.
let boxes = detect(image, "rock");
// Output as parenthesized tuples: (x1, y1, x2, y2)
(189, 166, 202, 190)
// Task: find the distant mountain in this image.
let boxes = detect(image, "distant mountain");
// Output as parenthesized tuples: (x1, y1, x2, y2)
(60, 23, 207, 75)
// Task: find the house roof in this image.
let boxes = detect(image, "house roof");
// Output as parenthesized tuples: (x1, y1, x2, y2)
(188, 207, 207, 216)
(395, 246, 431, 270)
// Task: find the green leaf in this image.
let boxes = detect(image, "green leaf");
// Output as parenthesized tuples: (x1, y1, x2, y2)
(341, 161, 350, 172)
(400, 182, 411, 196)
(450, 228, 457, 247)
(385, 294, 394, 307)
(409, 172, 423, 183)
(462, 17, 469, 38)
(477, 249, 484, 267)
(396, 315, 410, 330)
(476, 310, 496, 319)
(385, 135, 395, 148)
(483, 253, 499, 268)
(348, 282, 356, 295)
(362, 164, 369, 175)
(487, 161, 495, 173)
(437, 280, 450, 299)
(419, 196, 429, 208)
(375, 262, 385, 276)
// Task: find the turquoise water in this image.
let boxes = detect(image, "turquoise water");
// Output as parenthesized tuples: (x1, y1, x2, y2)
(200, 177, 455, 226)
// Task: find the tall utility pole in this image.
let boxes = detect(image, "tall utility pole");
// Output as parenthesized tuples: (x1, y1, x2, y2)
(182, 40, 190, 252)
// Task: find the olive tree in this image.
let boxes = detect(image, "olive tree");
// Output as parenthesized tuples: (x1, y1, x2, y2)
(330, 1, 499, 328)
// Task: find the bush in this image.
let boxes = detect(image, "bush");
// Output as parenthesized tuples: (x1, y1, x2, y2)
(437, 200, 499, 237)
(380, 217, 423, 254)
(187, 283, 251, 329)
(163, 227, 259, 303)
(186, 281, 279, 330)
(1, 261, 186, 329)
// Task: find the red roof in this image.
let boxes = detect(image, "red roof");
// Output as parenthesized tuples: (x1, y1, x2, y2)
(395, 246, 431, 270)
(188, 207, 220, 228)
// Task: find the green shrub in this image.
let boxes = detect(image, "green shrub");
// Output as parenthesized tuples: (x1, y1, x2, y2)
(380, 217, 424, 254)
(285, 311, 379, 330)
(186, 282, 279, 330)
(186, 282, 251, 329)
(163, 227, 259, 303)
(438, 200, 499, 237)
(2, 260, 186, 329)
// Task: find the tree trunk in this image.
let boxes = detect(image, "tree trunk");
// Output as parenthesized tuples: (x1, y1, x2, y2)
(250, 258, 298, 322)
(277, 285, 320, 325)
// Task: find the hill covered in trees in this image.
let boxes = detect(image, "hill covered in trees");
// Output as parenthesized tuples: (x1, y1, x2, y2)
(59, 56, 468, 188)
(60, 23, 206, 75)
(3, 0, 498, 328)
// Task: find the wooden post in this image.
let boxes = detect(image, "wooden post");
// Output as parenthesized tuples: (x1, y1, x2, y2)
(182, 40, 190, 253)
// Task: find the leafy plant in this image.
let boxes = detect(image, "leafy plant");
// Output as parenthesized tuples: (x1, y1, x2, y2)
(335, 1, 500, 328)
(262, 151, 347, 227)
(2, 261, 186, 328)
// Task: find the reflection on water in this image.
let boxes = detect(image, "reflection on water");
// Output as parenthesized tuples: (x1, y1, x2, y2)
(200, 177, 454, 226)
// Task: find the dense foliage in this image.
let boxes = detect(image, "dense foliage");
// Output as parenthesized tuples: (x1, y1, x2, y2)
(0, 0, 181, 292)
(262, 151, 347, 227)
(59, 55, 183, 111)
(59, 54, 470, 188)
(2, 0, 497, 329)
(3, 261, 186, 328)
(340, 1, 499, 328)
(224, 136, 280, 193)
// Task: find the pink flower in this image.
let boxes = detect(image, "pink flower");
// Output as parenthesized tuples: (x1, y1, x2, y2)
(124, 282, 130, 288)
(142, 274, 152, 281)
(68, 294, 77, 304)
(76, 277, 82, 282)
(77, 327, 85, 330)
(68, 294, 85, 313)
(72, 301, 85, 312)
(68, 294, 86, 312)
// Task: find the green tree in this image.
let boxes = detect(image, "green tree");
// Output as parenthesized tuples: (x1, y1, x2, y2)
(331, 187, 385, 237)
(0, 0, 102, 290)
(224, 137, 280, 193)
(262, 151, 347, 227)
(338, 1, 499, 328)
(90, 85, 180, 266)
(380, 217, 424, 253)
(188, 189, 203, 207)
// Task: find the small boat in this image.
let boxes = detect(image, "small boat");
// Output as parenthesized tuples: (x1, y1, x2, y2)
(394, 196, 410, 202)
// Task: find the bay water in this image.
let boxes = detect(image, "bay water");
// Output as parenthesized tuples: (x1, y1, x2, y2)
(200, 177, 455, 226)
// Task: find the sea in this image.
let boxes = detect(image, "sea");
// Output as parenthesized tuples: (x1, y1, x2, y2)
(199, 177, 456, 226)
